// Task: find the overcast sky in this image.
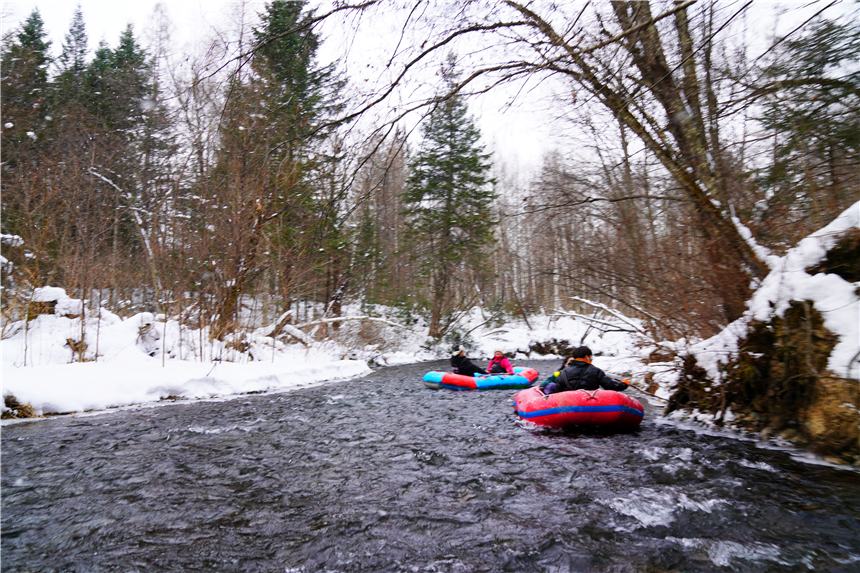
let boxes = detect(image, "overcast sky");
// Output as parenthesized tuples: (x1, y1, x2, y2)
(3, 1, 219, 49)
(4, 1, 856, 177)
(2, 1, 554, 174)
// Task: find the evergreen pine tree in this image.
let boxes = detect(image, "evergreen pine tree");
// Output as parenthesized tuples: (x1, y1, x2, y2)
(86, 25, 149, 134)
(352, 204, 389, 305)
(402, 53, 497, 338)
(205, 0, 347, 337)
(1, 9, 52, 179)
(252, 0, 344, 162)
(1, 9, 53, 257)
(758, 18, 860, 231)
(55, 5, 89, 104)
(253, 0, 349, 310)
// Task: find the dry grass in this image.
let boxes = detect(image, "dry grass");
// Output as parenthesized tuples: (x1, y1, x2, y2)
(3, 394, 41, 419)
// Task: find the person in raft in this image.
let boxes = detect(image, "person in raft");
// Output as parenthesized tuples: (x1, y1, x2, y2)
(487, 348, 514, 375)
(542, 346, 630, 395)
(450, 345, 488, 377)
(537, 355, 575, 389)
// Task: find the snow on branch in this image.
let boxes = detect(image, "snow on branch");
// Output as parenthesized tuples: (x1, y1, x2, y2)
(569, 297, 646, 333)
(262, 313, 408, 347)
(562, 312, 642, 333)
(281, 324, 312, 347)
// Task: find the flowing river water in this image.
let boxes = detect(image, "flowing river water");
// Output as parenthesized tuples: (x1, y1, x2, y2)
(2, 359, 859, 572)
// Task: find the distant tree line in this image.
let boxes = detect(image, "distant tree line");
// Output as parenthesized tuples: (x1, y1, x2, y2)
(2, 1, 857, 346)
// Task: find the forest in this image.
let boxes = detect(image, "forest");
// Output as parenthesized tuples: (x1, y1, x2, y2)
(2, 2, 858, 454)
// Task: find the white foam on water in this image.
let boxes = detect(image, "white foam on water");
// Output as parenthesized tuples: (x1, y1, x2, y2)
(603, 488, 730, 531)
(678, 493, 725, 514)
(674, 448, 693, 461)
(180, 417, 269, 435)
(707, 540, 784, 568)
(637, 446, 667, 461)
(668, 537, 788, 568)
(600, 488, 678, 528)
(661, 460, 701, 477)
(736, 459, 781, 473)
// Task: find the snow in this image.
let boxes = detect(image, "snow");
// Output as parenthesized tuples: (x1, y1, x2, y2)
(1, 234, 24, 247)
(1, 360, 372, 416)
(732, 215, 777, 271)
(1, 301, 374, 417)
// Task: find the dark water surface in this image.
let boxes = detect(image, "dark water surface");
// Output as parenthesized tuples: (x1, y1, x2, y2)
(2, 360, 859, 572)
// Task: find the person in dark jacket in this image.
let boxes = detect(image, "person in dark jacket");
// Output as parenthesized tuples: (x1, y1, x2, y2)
(543, 346, 630, 394)
(538, 355, 575, 389)
(450, 345, 487, 377)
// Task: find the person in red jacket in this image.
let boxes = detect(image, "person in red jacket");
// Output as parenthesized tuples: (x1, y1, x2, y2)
(487, 348, 514, 375)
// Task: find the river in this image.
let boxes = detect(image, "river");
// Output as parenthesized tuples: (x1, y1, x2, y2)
(2, 359, 859, 572)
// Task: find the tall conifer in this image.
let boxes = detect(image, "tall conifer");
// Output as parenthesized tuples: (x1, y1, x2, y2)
(205, 0, 347, 337)
(1, 9, 54, 255)
(402, 53, 496, 338)
(1, 9, 52, 177)
(55, 5, 88, 104)
(86, 25, 148, 134)
(758, 18, 860, 232)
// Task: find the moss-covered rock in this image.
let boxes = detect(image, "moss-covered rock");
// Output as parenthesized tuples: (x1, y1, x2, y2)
(26, 299, 56, 320)
(665, 354, 713, 416)
(669, 300, 859, 463)
(804, 376, 859, 460)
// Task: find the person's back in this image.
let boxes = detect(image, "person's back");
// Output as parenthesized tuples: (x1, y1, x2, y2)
(546, 346, 629, 394)
(538, 356, 573, 389)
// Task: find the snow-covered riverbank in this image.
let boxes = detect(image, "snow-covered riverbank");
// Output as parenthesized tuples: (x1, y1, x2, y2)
(1, 294, 649, 418)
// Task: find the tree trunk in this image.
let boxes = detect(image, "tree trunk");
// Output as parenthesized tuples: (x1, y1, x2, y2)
(508, 0, 767, 321)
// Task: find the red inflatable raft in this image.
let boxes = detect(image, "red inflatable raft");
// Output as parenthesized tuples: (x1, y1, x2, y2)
(512, 386, 644, 431)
